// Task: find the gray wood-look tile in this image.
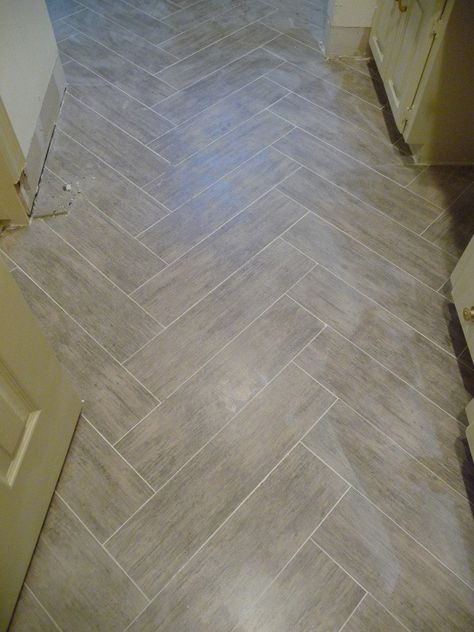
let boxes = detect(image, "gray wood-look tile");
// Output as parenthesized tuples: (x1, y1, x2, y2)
(288, 266, 474, 420)
(234, 541, 364, 632)
(264, 35, 385, 108)
(59, 33, 175, 106)
(424, 184, 474, 257)
(39, 171, 165, 293)
(0, 250, 16, 272)
(9, 586, 59, 632)
(279, 167, 456, 290)
(343, 596, 405, 632)
(52, 17, 78, 42)
(24, 496, 148, 632)
(46, 0, 82, 21)
(267, 62, 394, 141)
(153, 48, 282, 123)
(305, 400, 474, 587)
(146, 111, 292, 209)
(126, 236, 312, 398)
(140, 147, 297, 262)
(162, 0, 263, 32)
(65, 9, 177, 73)
(58, 94, 168, 187)
(149, 78, 288, 164)
(133, 188, 304, 324)
(295, 327, 474, 497)
(313, 489, 474, 632)
(45, 130, 168, 235)
(123, 0, 180, 20)
(275, 128, 439, 232)
(12, 270, 158, 443)
(283, 211, 461, 354)
(55, 417, 153, 542)
(1, 221, 161, 363)
(77, 0, 176, 44)
(118, 291, 322, 489)
(127, 445, 348, 631)
(63, 61, 174, 145)
(158, 23, 278, 89)
(108, 365, 335, 595)
(261, 8, 325, 50)
(160, 2, 275, 58)
(408, 165, 474, 209)
(271, 92, 421, 186)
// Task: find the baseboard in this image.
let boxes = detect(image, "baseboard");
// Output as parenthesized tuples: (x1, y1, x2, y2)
(19, 55, 65, 212)
(323, 25, 371, 58)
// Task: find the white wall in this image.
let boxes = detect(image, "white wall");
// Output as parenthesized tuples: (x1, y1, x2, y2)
(328, 0, 377, 27)
(0, 0, 58, 158)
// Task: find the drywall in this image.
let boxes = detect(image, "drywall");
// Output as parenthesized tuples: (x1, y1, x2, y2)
(324, 0, 377, 56)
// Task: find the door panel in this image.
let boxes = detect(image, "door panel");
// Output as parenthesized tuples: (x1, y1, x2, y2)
(0, 259, 81, 629)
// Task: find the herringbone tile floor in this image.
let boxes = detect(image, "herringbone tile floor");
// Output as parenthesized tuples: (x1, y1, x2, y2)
(5, 0, 474, 629)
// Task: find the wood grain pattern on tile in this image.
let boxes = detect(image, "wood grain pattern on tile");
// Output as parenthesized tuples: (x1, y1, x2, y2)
(12, 270, 158, 443)
(127, 445, 348, 630)
(313, 489, 474, 632)
(1, 221, 161, 363)
(134, 188, 304, 324)
(424, 184, 474, 257)
(118, 291, 322, 489)
(9, 586, 59, 632)
(342, 596, 405, 632)
(127, 235, 312, 398)
(108, 365, 335, 596)
(295, 327, 474, 497)
(24, 496, 148, 632)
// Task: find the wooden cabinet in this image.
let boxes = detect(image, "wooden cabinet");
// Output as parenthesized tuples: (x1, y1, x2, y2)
(370, 0, 474, 164)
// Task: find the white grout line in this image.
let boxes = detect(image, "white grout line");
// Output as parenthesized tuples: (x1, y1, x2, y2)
(7, 263, 161, 408)
(104, 322, 328, 543)
(21, 584, 64, 632)
(304, 443, 474, 593)
(338, 592, 368, 632)
(54, 491, 152, 603)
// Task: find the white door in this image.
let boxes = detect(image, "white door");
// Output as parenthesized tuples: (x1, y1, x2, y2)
(370, 0, 447, 131)
(0, 259, 81, 629)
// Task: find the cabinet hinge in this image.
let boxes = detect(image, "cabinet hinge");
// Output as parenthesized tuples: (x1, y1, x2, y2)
(431, 17, 443, 37)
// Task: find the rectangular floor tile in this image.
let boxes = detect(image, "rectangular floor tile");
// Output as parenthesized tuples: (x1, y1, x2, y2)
(275, 127, 439, 232)
(153, 48, 282, 123)
(235, 541, 364, 632)
(46, 0, 82, 21)
(127, 445, 348, 630)
(157, 23, 278, 89)
(149, 77, 288, 164)
(24, 496, 147, 632)
(146, 110, 292, 209)
(160, 1, 274, 58)
(39, 171, 165, 293)
(267, 62, 393, 141)
(56, 417, 153, 542)
(288, 266, 474, 419)
(271, 92, 421, 185)
(133, 188, 304, 324)
(295, 327, 474, 497)
(13, 270, 158, 443)
(108, 365, 335, 596)
(63, 61, 174, 145)
(127, 235, 312, 398)
(59, 33, 175, 106)
(304, 400, 474, 587)
(118, 290, 322, 489)
(45, 130, 168, 235)
(313, 489, 474, 632)
(424, 184, 474, 257)
(343, 596, 405, 632)
(264, 35, 385, 108)
(65, 9, 177, 73)
(284, 212, 460, 354)
(112, 0, 179, 21)
(58, 94, 168, 187)
(408, 166, 474, 209)
(78, 0, 176, 44)
(279, 167, 455, 289)
(1, 221, 161, 362)
(140, 147, 297, 262)
(52, 16, 78, 41)
(162, 0, 260, 32)
(261, 7, 325, 50)
(9, 586, 60, 631)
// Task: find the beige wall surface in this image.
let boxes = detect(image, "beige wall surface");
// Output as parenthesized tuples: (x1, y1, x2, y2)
(0, 0, 58, 158)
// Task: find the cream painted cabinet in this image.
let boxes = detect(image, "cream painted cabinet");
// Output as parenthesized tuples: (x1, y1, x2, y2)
(0, 260, 81, 629)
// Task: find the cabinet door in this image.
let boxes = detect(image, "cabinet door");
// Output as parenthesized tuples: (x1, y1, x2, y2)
(370, 0, 446, 131)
